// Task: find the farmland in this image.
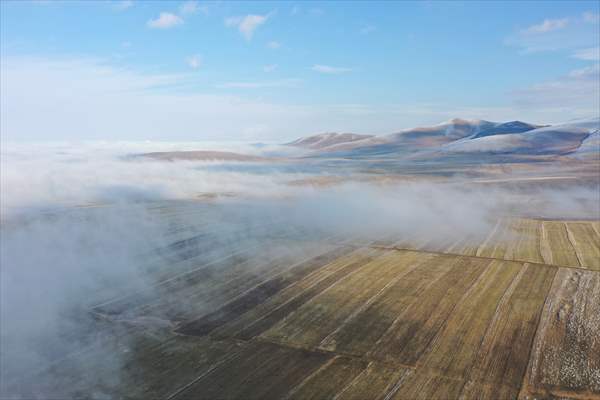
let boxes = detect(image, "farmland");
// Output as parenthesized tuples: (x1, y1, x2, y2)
(3, 209, 599, 399)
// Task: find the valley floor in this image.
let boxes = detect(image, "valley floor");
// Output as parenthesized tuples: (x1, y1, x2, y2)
(4, 214, 599, 400)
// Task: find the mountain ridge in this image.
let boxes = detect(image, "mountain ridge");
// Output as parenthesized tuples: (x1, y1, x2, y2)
(286, 117, 599, 158)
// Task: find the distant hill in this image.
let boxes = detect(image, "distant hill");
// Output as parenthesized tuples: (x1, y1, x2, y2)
(137, 151, 269, 162)
(298, 119, 498, 154)
(286, 132, 374, 150)
(442, 118, 599, 155)
(286, 117, 600, 159)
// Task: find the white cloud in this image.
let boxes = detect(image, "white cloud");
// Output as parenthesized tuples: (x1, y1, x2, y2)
(360, 24, 376, 35)
(583, 11, 600, 23)
(179, 1, 199, 15)
(267, 40, 281, 49)
(186, 54, 202, 69)
(121, 41, 132, 48)
(511, 64, 600, 117)
(522, 18, 569, 34)
(216, 79, 300, 89)
(506, 14, 599, 53)
(0, 57, 315, 141)
(572, 47, 600, 61)
(225, 14, 270, 40)
(263, 64, 278, 72)
(147, 12, 183, 29)
(113, 0, 133, 11)
(2, 56, 596, 143)
(311, 64, 352, 74)
(567, 63, 600, 79)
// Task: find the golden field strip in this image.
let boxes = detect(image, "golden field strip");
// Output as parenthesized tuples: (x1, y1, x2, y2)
(384, 218, 599, 271)
(6, 218, 600, 399)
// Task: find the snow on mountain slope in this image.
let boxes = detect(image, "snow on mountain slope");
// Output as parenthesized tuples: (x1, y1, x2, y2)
(286, 117, 599, 158)
(443, 118, 599, 155)
(286, 132, 374, 149)
(471, 121, 542, 139)
(573, 127, 600, 157)
(315, 119, 497, 153)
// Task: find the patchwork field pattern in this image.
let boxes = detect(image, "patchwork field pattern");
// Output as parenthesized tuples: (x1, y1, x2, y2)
(397, 218, 600, 270)
(5, 218, 599, 399)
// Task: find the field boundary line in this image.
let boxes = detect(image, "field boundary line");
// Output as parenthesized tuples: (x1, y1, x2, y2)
(459, 261, 527, 390)
(282, 355, 339, 400)
(164, 346, 244, 400)
(227, 247, 381, 339)
(369, 245, 599, 273)
(318, 253, 435, 349)
(564, 223, 585, 268)
(516, 264, 561, 400)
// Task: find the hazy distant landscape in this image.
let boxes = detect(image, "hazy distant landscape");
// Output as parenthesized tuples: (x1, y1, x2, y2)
(1, 1, 599, 399)
(2, 115, 599, 399)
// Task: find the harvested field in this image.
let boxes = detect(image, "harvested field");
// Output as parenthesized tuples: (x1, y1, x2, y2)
(520, 268, 600, 399)
(392, 218, 600, 270)
(4, 217, 599, 399)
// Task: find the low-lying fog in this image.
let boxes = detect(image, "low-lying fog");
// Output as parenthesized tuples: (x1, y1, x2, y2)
(1, 141, 598, 397)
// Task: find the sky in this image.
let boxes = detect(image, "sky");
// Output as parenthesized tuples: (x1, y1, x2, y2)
(1, 0, 599, 142)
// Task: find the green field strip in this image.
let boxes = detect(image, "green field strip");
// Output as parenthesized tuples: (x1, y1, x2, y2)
(173, 246, 357, 336)
(172, 340, 330, 399)
(369, 256, 490, 366)
(133, 247, 305, 321)
(318, 253, 450, 356)
(207, 247, 382, 340)
(261, 250, 425, 348)
(227, 249, 385, 341)
(476, 218, 511, 259)
(541, 221, 582, 268)
(509, 219, 544, 264)
(286, 356, 368, 400)
(117, 337, 245, 399)
(390, 372, 466, 400)
(334, 362, 412, 400)
(462, 263, 557, 397)
(414, 260, 522, 380)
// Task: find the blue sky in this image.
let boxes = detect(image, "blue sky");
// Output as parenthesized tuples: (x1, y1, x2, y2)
(1, 0, 599, 141)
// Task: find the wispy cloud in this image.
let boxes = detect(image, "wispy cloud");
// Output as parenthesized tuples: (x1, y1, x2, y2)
(572, 47, 600, 61)
(147, 12, 183, 29)
(121, 41, 132, 48)
(179, 1, 202, 15)
(267, 41, 281, 49)
(311, 65, 352, 74)
(216, 79, 300, 89)
(291, 5, 299, 16)
(511, 64, 600, 116)
(225, 13, 271, 40)
(521, 18, 569, 35)
(567, 63, 600, 79)
(583, 11, 600, 23)
(3, 56, 594, 142)
(113, 0, 133, 11)
(506, 14, 599, 53)
(263, 64, 278, 72)
(186, 54, 202, 69)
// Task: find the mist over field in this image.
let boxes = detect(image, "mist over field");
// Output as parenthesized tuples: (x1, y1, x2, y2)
(1, 0, 599, 397)
(2, 139, 599, 397)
